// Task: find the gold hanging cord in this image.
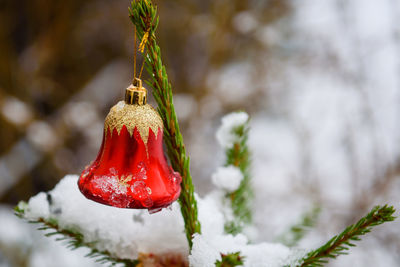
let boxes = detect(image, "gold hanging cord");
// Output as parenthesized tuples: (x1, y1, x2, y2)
(126, 25, 149, 105)
(133, 23, 149, 82)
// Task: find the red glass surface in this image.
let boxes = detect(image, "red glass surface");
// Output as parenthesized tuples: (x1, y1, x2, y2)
(78, 126, 181, 210)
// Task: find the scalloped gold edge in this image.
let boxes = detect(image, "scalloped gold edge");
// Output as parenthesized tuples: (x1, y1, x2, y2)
(104, 101, 163, 144)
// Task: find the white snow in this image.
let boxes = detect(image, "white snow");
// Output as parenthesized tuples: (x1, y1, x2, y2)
(196, 192, 226, 238)
(216, 112, 249, 149)
(26, 192, 50, 220)
(0, 205, 103, 267)
(211, 165, 243, 192)
(189, 233, 297, 267)
(25, 175, 188, 260)
(23, 175, 296, 266)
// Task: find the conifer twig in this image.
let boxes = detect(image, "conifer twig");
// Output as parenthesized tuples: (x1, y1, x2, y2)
(298, 205, 396, 267)
(128, 0, 201, 249)
(215, 252, 244, 267)
(223, 117, 253, 235)
(15, 202, 139, 267)
(278, 206, 320, 247)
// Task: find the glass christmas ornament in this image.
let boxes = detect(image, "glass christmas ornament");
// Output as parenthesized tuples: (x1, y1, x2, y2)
(78, 78, 181, 211)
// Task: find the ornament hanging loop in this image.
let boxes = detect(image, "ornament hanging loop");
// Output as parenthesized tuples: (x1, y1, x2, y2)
(125, 78, 147, 105)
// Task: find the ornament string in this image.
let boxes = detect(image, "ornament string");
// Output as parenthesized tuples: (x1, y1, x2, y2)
(138, 47, 146, 80)
(133, 27, 137, 79)
(133, 26, 148, 83)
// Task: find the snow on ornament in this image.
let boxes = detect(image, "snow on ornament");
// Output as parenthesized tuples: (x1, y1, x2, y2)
(78, 78, 182, 212)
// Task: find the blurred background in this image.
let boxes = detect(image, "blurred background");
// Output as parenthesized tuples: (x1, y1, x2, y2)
(0, 0, 399, 266)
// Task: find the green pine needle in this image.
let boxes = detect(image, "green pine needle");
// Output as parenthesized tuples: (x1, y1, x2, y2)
(278, 206, 321, 247)
(298, 205, 396, 267)
(224, 118, 253, 235)
(129, 0, 201, 249)
(15, 202, 139, 267)
(215, 252, 244, 267)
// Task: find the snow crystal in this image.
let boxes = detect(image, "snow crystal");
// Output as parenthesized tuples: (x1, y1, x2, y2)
(216, 112, 249, 149)
(211, 165, 243, 192)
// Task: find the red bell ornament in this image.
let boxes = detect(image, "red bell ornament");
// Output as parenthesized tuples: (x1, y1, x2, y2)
(78, 78, 181, 211)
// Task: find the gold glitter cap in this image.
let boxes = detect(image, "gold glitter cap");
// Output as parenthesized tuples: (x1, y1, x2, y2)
(125, 78, 147, 105)
(104, 101, 163, 143)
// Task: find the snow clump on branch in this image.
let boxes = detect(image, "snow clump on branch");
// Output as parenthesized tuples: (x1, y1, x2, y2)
(216, 111, 249, 149)
(211, 165, 243, 192)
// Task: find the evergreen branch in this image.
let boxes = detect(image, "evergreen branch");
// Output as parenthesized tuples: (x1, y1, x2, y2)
(298, 205, 396, 267)
(15, 202, 139, 267)
(215, 252, 244, 267)
(128, 0, 201, 249)
(224, 119, 253, 235)
(277, 206, 321, 247)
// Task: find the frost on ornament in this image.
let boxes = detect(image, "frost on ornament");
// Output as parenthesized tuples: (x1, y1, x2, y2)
(212, 165, 243, 192)
(216, 111, 249, 149)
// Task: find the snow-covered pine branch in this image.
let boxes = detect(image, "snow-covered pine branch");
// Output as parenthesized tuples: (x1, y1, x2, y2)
(214, 111, 253, 235)
(19, 175, 304, 266)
